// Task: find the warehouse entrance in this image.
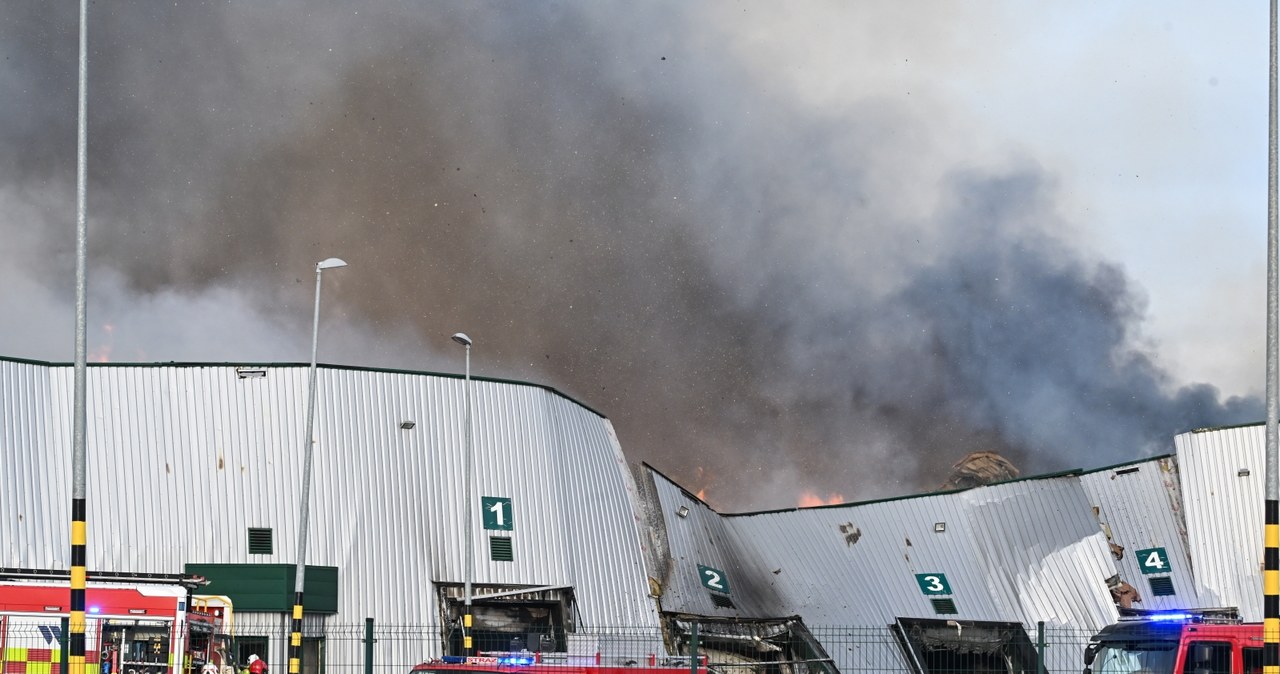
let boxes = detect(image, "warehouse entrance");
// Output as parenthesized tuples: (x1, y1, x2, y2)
(437, 584, 576, 655)
(893, 618, 1039, 674)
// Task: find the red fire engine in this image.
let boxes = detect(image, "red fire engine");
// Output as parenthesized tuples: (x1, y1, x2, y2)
(410, 652, 711, 674)
(0, 569, 234, 674)
(1084, 608, 1262, 674)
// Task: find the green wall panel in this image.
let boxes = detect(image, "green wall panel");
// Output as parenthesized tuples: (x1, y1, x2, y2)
(185, 564, 339, 614)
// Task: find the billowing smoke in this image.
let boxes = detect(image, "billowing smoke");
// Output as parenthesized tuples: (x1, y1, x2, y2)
(0, 3, 1260, 510)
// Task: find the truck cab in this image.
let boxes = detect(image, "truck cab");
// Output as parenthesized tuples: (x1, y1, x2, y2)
(1084, 610, 1262, 674)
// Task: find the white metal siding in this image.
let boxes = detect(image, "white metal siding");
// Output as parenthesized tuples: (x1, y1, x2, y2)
(649, 469, 1118, 674)
(1078, 458, 1201, 610)
(1175, 424, 1264, 620)
(0, 359, 661, 634)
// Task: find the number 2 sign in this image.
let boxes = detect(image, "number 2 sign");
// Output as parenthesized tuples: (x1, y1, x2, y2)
(698, 564, 730, 594)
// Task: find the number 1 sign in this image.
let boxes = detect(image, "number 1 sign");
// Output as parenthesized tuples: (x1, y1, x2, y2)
(482, 496, 514, 531)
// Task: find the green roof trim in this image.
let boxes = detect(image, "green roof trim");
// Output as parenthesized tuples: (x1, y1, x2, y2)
(185, 563, 338, 614)
(0, 354, 606, 420)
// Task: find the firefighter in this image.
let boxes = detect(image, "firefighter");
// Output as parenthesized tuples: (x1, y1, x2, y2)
(247, 654, 267, 674)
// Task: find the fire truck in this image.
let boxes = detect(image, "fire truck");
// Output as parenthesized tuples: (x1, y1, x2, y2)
(1084, 608, 1262, 674)
(0, 569, 235, 674)
(410, 652, 711, 674)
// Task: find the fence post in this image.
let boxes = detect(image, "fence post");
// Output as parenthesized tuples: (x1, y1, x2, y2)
(364, 618, 375, 674)
(689, 622, 699, 674)
(60, 616, 69, 673)
(1036, 621, 1046, 674)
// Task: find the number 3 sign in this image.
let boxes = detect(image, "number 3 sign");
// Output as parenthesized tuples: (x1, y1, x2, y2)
(915, 573, 952, 596)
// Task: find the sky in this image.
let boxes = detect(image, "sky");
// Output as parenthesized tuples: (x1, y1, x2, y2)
(0, 2, 1268, 512)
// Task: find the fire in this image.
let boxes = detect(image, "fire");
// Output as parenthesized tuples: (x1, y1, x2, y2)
(798, 491, 844, 508)
(90, 323, 115, 362)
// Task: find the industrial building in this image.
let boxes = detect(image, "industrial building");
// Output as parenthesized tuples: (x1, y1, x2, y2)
(0, 355, 1265, 673)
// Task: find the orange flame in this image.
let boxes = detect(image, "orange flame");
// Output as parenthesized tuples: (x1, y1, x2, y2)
(798, 491, 845, 508)
(90, 323, 115, 362)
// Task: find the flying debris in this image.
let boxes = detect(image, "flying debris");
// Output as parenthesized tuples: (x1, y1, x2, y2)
(938, 451, 1020, 491)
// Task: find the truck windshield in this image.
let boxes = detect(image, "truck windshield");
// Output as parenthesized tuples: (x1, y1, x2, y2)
(1092, 641, 1179, 674)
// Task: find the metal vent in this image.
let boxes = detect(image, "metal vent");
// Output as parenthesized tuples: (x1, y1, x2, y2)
(1148, 576, 1176, 597)
(490, 537, 513, 562)
(247, 528, 273, 555)
(930, 598, 958, 615)
(709, 593, 735, 609)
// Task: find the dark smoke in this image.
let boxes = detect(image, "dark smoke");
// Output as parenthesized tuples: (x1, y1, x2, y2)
(0, 3, 1260, 510)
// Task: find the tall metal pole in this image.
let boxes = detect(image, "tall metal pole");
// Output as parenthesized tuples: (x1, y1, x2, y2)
(69, 1, 91, 672)
(465, 342, 473, 655)
(452, 333, 474, 655)
(290, 258, 346, 674)
(1266, 2, 1279, 672)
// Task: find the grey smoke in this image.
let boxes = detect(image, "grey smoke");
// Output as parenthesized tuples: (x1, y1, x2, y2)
(0, 3, 1260, 510)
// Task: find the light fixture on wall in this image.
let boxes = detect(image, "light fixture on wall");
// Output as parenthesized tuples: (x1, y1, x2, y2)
(677, 506, 690, 518)
(934, 522, 946, 533)
(400, 421, 416, 430)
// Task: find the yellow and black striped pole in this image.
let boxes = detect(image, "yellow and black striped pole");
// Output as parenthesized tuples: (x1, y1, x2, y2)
(289, 590, 305, 674)
(70, 499, 87, 674)
(1267, 2, 1279, 673)
(1269, 1, 1279, 673)
(70, 0, 91, 673)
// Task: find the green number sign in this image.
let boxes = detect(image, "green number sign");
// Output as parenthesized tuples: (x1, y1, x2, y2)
(482, 496, 514, 531)
(915, 573, 952, 596)
(698, 564, 730, 594)
(1136, 547, 1170, 575)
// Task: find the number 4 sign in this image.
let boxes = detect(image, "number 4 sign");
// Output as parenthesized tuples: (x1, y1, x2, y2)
(1136, 547, 1170, 575)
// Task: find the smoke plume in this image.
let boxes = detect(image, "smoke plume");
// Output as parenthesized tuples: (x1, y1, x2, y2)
(0, 3, 1259, 510)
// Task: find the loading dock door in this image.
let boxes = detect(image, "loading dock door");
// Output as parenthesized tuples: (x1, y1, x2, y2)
(893, 618, 1041, 674)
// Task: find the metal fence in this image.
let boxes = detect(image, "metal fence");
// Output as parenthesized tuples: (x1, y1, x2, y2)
(0, 622, 1100, 674)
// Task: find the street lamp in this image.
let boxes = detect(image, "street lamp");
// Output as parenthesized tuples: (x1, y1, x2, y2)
(290, 257, 347, 674)
(451, 332, 473, 654)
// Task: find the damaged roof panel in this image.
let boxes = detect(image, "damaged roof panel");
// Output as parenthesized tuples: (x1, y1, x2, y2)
(648, 468, 1119, 674)
(1077, 456, 1199, 612)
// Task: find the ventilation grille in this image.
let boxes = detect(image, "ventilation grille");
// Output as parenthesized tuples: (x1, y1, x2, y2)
(709, 593, 736, 609)
(490, 537, 513, 562)
(248, 528, 273, 555)
(931, 598, 958, 615)
(1148, 576, 1176, 597)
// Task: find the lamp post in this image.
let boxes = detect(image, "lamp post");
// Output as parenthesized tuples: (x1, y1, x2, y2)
(290, 257, 347, 674)
(451, 332, 474, 654)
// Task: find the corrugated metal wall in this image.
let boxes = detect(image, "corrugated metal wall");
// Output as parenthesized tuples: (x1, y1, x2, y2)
(648, 468, 1119, 673)
(1175, 424, 1265, 620)
(1077, 457, 1201, 610)
(8, 353, 1275, 673)
(0, 359, 661, 634)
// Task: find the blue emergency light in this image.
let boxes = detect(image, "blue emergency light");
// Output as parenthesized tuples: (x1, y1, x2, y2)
(497, 656, 536, 666)
(1146, 612, 1193, 622)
